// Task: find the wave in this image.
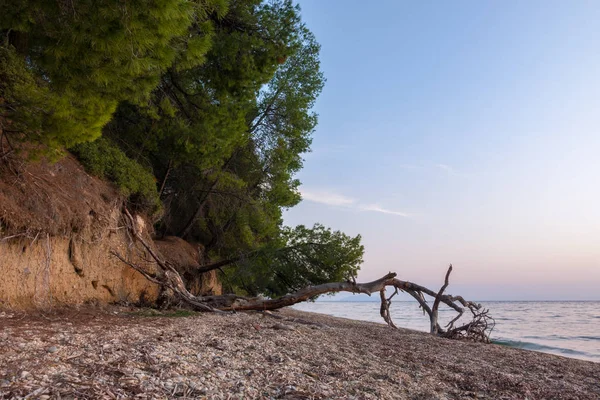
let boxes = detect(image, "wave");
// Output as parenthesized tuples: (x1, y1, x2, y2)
(522, 334, 600, 341)
(576, 335, 600, 341)
(493, 339, 597, 359)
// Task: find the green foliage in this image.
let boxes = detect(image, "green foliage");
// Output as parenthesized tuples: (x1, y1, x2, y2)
(190, 4, 325, 278)
(71, 138, 161, 215)
(247, 20, 325, 209)
(106, 0, 299, 172)
(0, 47, 45, 147)
(0, 0, 227, 151)
(104, 0, 314, 247)
(225, 224, 364, 297)
(0, 45, 94, 159)
(144, 1, 321, 243)
(105, 1, 335, 297)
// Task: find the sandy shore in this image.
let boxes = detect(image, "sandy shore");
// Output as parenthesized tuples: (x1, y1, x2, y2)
(1, 307, 598, 399)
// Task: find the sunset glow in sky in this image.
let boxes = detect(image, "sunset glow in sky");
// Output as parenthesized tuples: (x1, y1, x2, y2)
(284, 1, 600, 300)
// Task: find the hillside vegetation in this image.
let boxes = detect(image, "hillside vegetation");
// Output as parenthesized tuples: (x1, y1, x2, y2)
(0, 0, 364, 298)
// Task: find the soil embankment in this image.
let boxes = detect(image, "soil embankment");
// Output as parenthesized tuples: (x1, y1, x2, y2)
(1, 307, 598, 399)
(0, 154, 161, 308)
(0, 154, 219, 309)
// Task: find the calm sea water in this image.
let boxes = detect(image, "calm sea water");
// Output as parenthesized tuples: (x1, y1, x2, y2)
(292, 301, 600, 362)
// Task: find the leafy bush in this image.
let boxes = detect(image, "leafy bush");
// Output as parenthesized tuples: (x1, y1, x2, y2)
(71, 138, 161, 215)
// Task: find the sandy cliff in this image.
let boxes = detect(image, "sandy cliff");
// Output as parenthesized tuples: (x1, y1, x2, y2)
(0, 153, 219, 309)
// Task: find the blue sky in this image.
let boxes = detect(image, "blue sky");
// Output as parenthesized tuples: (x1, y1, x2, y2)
(283, 1, 600, 300)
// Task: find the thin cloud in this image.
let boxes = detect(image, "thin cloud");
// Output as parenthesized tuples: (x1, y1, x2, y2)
(300, 188, 410, 218)
(300, 189, 356, 206)
(359, 204, 411, 217)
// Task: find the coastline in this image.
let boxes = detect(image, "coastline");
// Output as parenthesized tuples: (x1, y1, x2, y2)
(292, 300, 600, 363)
(1, 307, 599, 399)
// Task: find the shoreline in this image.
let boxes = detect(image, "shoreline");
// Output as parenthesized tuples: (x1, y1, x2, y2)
(292, 301, 600, 363)
(1, 306, 599, 399)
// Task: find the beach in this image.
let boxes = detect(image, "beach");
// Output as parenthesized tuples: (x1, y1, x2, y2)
(1, 307, 599, 399)
(292, 301, 600, 362)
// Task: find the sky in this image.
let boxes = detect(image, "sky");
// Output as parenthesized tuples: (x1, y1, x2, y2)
(283, 1, 600, 300)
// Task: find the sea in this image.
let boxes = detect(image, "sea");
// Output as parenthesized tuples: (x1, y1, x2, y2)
(292, 301, 600, 363)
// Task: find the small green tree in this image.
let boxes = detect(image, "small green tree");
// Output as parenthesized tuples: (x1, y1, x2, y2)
(199, 224, 364, 297)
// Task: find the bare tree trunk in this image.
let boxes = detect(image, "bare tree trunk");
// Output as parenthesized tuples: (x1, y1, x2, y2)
(431, 265, 452, 334)
(114, 209, 494, 342)
(219, 273, 397, 311)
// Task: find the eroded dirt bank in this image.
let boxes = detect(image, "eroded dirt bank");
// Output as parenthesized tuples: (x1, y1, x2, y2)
(0, 154, 160, 308)
(1, 307, 598, 399)
(0, 153, 220, 309)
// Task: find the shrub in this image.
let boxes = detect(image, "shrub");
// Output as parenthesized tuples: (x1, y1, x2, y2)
(71, 138, 161, 215)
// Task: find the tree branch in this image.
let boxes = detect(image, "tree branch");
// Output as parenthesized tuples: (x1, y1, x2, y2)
(113, 209, 494, 342)
(431, 264, 452, 334)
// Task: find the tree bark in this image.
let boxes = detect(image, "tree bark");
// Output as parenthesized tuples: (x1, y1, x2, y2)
(431, 265, 452, 334)
(219, 273, 396, 311)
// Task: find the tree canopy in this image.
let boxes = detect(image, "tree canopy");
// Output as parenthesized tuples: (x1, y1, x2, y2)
(0, 0, 364, 297)
(1, 0, 227, 153)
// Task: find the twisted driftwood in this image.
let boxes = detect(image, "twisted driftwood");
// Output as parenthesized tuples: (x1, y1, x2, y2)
(113, 209, 494, 342)
(379, 265, 495, 342)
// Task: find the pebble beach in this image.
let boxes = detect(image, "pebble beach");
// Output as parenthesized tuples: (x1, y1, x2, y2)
(1, 307, 599, 399)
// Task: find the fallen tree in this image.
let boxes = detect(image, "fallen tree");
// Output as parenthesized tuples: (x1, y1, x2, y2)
(113, 209, 494, 342)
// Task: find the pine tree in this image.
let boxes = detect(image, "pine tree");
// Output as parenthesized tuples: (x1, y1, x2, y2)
(0, 0, 227, 153)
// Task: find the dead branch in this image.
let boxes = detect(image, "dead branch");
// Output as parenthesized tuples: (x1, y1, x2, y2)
(379, 266, 494, 342)
(430, 264, 452, 334)
(379, 288, 397, 328)
(217, 272, 397, 311)
(112, 208, 494, 342)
